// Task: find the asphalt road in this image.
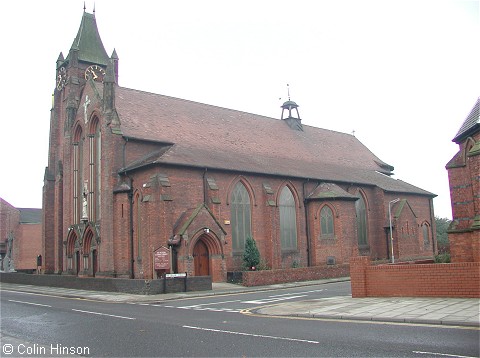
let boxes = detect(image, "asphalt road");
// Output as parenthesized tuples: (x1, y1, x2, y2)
(1, 282, 479, 357)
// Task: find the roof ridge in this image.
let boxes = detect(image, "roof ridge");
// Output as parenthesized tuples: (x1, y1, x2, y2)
(117, 86, 281, 122)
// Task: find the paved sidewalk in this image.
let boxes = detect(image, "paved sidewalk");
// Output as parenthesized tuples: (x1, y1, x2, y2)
(1, 280, 478, 327)
(253, 296, 480, 327)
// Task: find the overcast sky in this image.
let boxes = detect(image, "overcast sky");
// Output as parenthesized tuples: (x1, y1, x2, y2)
(0, 0, 478, 220)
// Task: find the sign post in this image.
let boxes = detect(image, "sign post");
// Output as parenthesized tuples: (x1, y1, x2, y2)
(153, 247, 170, 278)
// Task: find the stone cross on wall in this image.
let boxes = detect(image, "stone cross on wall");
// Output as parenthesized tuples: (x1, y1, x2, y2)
(83, 95, 91, 123)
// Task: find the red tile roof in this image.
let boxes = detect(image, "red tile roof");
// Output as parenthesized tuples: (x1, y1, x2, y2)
(114, 86, 433, 196)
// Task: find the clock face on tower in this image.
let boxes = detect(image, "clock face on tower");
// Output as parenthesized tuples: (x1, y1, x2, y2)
(84, 65, 106, 82)
(56, 66, 67, 91)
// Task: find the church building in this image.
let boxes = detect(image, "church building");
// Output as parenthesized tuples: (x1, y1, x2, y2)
(446, 97, 480, 263)
(42, 10, 437, 281)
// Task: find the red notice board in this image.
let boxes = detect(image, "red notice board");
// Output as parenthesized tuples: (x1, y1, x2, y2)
(153, 247, 170, 271)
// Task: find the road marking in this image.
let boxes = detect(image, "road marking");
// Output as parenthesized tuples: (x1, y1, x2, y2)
(180, 299, 241, 309)
(268, 289, 325, 297)
(159, 304, 241, 313)
(1, 289, 115, 303)
(8, 299, 52, 307)
(413, 351, 477, 358)
(242, 295, 308, 304)
(183, 325, 319, 344)
(71, 309, 136, 320)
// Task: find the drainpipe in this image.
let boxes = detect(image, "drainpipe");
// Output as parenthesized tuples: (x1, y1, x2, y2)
(429, 198, 437, 256)
(302, 179, 311, 267)
(122, 138, 135, 278)
(128, 178, 134, 279)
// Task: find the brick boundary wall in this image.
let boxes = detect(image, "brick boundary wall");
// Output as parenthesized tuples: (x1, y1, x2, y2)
(0, 273, 211, 295)
(242, 265, 350, 287)
(350, 257, 480, 298)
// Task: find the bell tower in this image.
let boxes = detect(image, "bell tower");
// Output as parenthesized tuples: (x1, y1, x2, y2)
(43, 7, 114, 274)
(280, 85, 302, 131)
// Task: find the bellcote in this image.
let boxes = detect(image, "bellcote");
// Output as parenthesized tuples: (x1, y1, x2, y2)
(281, 99, 303, 131)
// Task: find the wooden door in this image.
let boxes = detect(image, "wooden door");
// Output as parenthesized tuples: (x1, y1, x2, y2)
(193, 240, 209, 276)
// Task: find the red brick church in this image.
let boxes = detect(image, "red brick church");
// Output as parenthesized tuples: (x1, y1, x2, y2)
(42, 10, 437, 281)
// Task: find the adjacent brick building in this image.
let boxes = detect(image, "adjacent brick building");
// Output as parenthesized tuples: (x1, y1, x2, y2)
(42, 10, 437, 282)
(0, 198, 42, 272)
(350, 98, 480, 298)
(446, 97, 480, 263)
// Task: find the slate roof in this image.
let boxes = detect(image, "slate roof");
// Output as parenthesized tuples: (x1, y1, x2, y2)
(453, 97, 480, 143)
(67, 12, 109, 66)
(112, 86, 434, 197)
(18, 208, 42, 224)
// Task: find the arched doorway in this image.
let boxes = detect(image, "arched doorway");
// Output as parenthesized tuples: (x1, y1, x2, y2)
(193, 239, 209, 276)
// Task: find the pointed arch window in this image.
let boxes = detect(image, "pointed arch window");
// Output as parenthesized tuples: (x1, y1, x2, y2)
(422, 222, 430, 246)
(355, 194, 368, 246)
(73, 127, 83, 224)
(279, 186, 297, 250)
(231, 182, 252, 251)
(320, 205, 334, 237)
(88, 120, 101, 221)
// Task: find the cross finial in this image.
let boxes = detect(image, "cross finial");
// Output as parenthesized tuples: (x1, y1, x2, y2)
(83, 1, 86, 11)
(287, 83, 291, 101)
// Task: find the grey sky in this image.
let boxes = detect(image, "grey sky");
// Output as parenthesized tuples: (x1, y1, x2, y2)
(1, 0, 479, 220)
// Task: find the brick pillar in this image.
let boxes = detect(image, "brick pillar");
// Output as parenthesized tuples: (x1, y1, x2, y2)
(350, 256, 370, 298)
(472, 233, 480, 263)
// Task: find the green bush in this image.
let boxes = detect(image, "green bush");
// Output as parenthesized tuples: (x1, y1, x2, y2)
(256, 258, 271, 271)
(243, 236, 260, 270)
(434, 253, 451, 263)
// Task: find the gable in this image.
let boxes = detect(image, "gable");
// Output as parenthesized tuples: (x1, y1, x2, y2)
(174, 204, 226, 238)
(453, 97, 480, 144)
(394, 199, 417, 220)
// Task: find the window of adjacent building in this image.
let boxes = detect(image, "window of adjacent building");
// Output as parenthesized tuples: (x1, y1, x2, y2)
(320, 205, 334, 237)
(279, 186, 297, 250)
(231, 182, 252, 251)
(356, 194, 368, 246)
(422, 222, 430, 246)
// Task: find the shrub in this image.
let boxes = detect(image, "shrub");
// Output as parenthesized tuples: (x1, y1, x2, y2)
(434, 253, 451, 263)
(243, 236, 260, 270)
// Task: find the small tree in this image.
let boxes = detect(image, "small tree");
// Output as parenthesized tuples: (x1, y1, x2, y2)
(243, 236, 260, 270)
(435, 216, 451, 254)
